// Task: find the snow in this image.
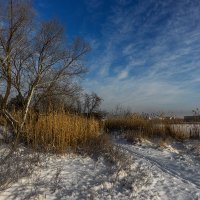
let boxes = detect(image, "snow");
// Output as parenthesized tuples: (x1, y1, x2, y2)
(0, 135, 200, 199)
(116, 137, 200, 199)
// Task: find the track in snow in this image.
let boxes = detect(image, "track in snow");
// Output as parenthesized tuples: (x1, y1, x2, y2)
(118, 143, 200, 190)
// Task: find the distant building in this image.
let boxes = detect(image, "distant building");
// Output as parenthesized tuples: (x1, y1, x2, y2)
(184, 116, 200, 122)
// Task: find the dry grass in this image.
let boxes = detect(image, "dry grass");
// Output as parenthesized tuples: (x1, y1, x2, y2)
(80, 133, 129, 166)
(104, 114, 190, 142)
(12, 111, 100, 153)
(163, 124, 188, 140)
(104, 114, 147, 132)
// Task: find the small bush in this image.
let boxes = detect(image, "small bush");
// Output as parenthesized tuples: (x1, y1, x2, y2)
(0, 147, 41, 191)
(80, 133, 128, 166)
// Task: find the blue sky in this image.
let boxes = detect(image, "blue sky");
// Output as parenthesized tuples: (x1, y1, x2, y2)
(34, 0, 200, 116)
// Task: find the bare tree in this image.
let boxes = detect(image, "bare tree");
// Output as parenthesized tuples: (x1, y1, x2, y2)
(0, 0, 34, 128)
(0, 0, 90, 136)
(83, 92, 102, 115)
(33, 82, 83, 113)
(112, 104, 131, 117)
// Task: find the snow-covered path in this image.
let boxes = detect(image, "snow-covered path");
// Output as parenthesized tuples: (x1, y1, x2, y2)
(116, 137, 200, 199)
(120, 144, 200, 188)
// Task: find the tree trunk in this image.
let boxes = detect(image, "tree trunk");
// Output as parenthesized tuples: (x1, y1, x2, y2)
(20, 86, 35, 130)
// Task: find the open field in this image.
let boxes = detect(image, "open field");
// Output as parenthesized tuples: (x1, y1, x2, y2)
(0, 132, 200, 199)
(1, 114, 200, 199)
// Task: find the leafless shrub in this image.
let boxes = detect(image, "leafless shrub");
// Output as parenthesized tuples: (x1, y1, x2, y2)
(80, 134, 130, 168)
(82, 92, 102, 115)
(0, 146, 41, 191)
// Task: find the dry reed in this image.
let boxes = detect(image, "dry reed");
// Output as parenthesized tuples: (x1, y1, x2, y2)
(105, 114, 189, 141)
(13, 111, 100, 153)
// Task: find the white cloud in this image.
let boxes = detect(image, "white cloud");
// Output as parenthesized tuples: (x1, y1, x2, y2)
(83, 0, 200, 115)
(117, 70, 129, 80)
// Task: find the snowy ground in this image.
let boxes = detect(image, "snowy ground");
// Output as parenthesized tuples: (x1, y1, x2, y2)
(115, 136, 200, 200)
(0, 136, 200, 200)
